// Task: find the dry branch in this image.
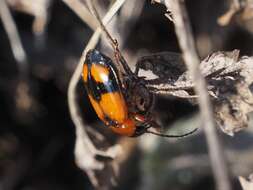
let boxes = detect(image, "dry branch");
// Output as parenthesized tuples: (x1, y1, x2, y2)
(218, 0, 253, 26)
(118, 0, 145, 47)
(0, 0, 27, 73)
(139, 50, 253, 135)
(67, 0, 126, 187)
(152, 1, 232, 190)
(62, 0, 97, 30)
(7, 0, 51, 35)
(0, 0, 39, 123)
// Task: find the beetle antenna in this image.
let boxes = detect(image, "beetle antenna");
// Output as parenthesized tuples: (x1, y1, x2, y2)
(145, 128, 198, 138)
(86, 0, 116, 49)
(86, 0, 135, 77)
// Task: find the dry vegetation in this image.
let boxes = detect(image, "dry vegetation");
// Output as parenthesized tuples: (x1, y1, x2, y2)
(1, 0, 253, 190)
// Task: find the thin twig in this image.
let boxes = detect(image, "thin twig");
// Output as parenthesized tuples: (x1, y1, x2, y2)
(67, 0, 125, 186)
(85, 0, 134, 77)
(119, 0, 145, 47)
(62, 0, 97, 31)
(68, 0, 125, 156)
(233, 0, 241, 9)
(157, 1, 232, 190)
(7, 0, 51, 46)
(85, 0, 117, 50)
(0, 0, 28, 76)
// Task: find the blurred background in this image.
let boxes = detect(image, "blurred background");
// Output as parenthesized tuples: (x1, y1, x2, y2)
(0, 0, 253, 189)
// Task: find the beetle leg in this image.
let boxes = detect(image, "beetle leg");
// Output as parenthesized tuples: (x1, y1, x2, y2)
(134, 60, 141, 76)
(112, 40, 136, 78)
(133, 117, 161, 137)
(141, 116, 198, 138)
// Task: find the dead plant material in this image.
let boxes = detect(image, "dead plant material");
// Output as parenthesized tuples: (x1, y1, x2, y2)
(239, 174, 253, 190)
(7, 0, 51, 34)
(148, 2, 232, 189)
(67, 0, 127, 188)
(218, 0, 253, 26)
(138, 50, 253, 136)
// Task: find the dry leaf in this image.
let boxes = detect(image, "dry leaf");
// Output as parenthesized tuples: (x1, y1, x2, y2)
(239, 174, 253, 190)
(137, 50, 253, 135)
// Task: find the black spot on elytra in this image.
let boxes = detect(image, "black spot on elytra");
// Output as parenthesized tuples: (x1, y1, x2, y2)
(84, 49, 123, 102)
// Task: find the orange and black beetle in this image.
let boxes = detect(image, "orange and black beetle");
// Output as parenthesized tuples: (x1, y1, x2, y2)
(82, 49, 197, 137)
(82, 49, 152, 136)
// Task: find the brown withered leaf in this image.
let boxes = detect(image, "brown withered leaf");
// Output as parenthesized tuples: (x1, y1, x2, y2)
(218, 0, 253, 26)
(203, 50, 253, 136)
(137, 50, 253, 135)
(239, 174, 253, 190)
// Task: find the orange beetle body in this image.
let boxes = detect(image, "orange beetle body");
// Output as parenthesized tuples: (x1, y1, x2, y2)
(82, 49, 143, 136)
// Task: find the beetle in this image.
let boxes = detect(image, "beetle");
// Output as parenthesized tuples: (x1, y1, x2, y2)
(82, 49, 197, 137)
